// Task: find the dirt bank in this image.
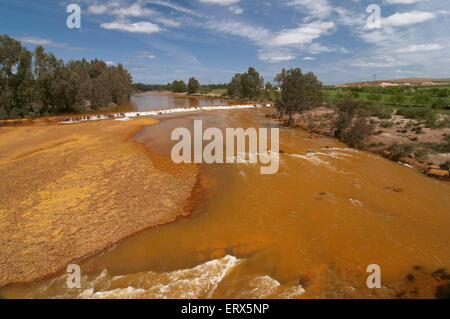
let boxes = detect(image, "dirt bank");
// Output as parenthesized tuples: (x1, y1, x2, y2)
(0, 118, 199, 287)
(268, 107, 450, 180)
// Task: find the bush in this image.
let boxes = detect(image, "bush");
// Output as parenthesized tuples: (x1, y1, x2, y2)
(441, 161, 450, 170)
(342, 115, 373, 148)
(396, 107, 437, 127)
(380, 120, 394, 128)
(386, 143, 414, 161)
(365, 102, 392, 119)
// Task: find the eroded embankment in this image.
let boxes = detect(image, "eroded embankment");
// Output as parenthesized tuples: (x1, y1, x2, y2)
(0, 118, 199, 287)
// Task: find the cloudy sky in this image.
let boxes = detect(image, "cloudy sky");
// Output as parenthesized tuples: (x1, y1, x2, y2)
(1, 0, 449, 85)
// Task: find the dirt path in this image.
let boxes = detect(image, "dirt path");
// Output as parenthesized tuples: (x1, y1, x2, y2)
(0, 118, 198, 287)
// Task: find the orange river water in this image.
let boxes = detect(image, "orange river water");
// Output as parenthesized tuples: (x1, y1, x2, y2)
(2, 107, 450, 298)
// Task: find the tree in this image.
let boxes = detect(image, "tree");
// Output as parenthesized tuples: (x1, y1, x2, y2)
(413, 94, 431, 106)
(168, 80, 187, 93)
(226, 67, 264, 99)
(389, 94, 405, 106)
(334, 92, 372, 146)
(227, 73, 242, 98)
(187, 77, 200, 94)
(274, 68, 323, 126)
(0, 34, 134, 119)
(334, 92, 363, 139)
(0, 35, 35, 118)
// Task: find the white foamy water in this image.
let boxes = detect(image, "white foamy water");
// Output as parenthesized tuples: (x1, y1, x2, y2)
(59, 104, 270, 124)
(78, 255, 240, 299)
(24, 255, 304, 299)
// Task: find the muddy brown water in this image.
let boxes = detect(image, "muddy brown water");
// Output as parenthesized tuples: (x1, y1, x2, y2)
(103, 92, 237, 113)
(2, 99, 450, 298)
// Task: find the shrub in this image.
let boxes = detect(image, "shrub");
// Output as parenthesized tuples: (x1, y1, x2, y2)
(441, 161, 450, 170)
(386, 143, 414, 161)
(342, 115, 373, 148)
(365, 102, 392, 119)
(380, 120, 394, 128)
(396, 107, 436, 127)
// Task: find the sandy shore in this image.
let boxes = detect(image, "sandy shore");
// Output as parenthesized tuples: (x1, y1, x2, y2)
(0, 118, 199, 287)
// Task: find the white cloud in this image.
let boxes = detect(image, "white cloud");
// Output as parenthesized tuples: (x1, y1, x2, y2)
(396, 43, 443, 52)
(229, 5, 243, 14)
(269, 20, 335, 46)
(17, 36, 83, 50)
(87, 4, 111, 15)
(138, 51, 157, 59)
(88, 3, 155, 17)
(111, 4, 156, 17)
(287, 0, 334, 19)
(100, 20, 161, 33)
(198, 0, 240, 5)
(303, 56, 316, 60)
(258, 49, 296, 62)
(307, 42, 337, 54)
(18, 36, 67, 48)
(383, 11, 435, 26)
(206, 20, 270, 42)
(139, 1, 203, 17)
(385, 0, 428, 4)
(155, 17, 181, 27)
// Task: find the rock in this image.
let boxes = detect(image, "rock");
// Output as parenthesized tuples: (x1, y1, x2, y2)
(435, 283, 450, 299)
(309, 133, 322, 140)
(386, 187, 403, 193)
(428, 169, 450, 178)
(432, 269, 450, 281)
(406, 274, 415, 282)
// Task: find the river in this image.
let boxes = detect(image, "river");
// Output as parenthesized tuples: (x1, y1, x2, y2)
(2, 94, 450, 298)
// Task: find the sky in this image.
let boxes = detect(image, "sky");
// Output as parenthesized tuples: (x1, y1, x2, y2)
(0, 0, 449, 85)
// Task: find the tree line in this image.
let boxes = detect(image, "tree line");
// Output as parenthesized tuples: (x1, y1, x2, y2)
(0, 34, 133, 120)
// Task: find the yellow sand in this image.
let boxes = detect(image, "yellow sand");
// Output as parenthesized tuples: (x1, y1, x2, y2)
(0, 118, 198, 287)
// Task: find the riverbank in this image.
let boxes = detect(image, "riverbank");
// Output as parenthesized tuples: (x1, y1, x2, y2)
(0, 117, 199, 287)
(268, 107, 450, 180)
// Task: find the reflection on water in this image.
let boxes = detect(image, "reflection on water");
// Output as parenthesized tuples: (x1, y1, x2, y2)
(3, 108, 450, 299)
(103, 92, 236, 113)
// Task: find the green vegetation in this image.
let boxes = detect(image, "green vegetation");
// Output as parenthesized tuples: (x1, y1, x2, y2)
(167, 80, 187, 93)
(133, 83, 168, 92)
(226, 67, 265, 100)
(0, 34, 132, 120)
(396, 108, 437, 127)
(333, 92, 373, 147)
(323, 85, 450, 111)
(274, 68, 323, 126)
(187, 77, 200, 94)
(386, 143, 415, 161)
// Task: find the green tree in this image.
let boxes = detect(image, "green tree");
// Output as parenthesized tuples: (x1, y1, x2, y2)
(226, 67, 264, 99)
(0, 35, 34, 118)
(334, 92, 364, 139)
(187, 77, 200, 94)
(274, 68, 322, 126)
(169, 80, 187, 93)
(389, 94, 406, 106)
(413, 94, 431, 106)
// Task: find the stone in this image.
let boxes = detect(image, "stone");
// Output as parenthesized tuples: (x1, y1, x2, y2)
(428, 169, 449, 178)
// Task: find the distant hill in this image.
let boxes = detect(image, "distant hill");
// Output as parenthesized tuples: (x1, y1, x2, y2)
(335, 78, 450, 88)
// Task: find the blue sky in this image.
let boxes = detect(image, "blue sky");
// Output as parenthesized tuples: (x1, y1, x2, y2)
(1, 0, 449, 85)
